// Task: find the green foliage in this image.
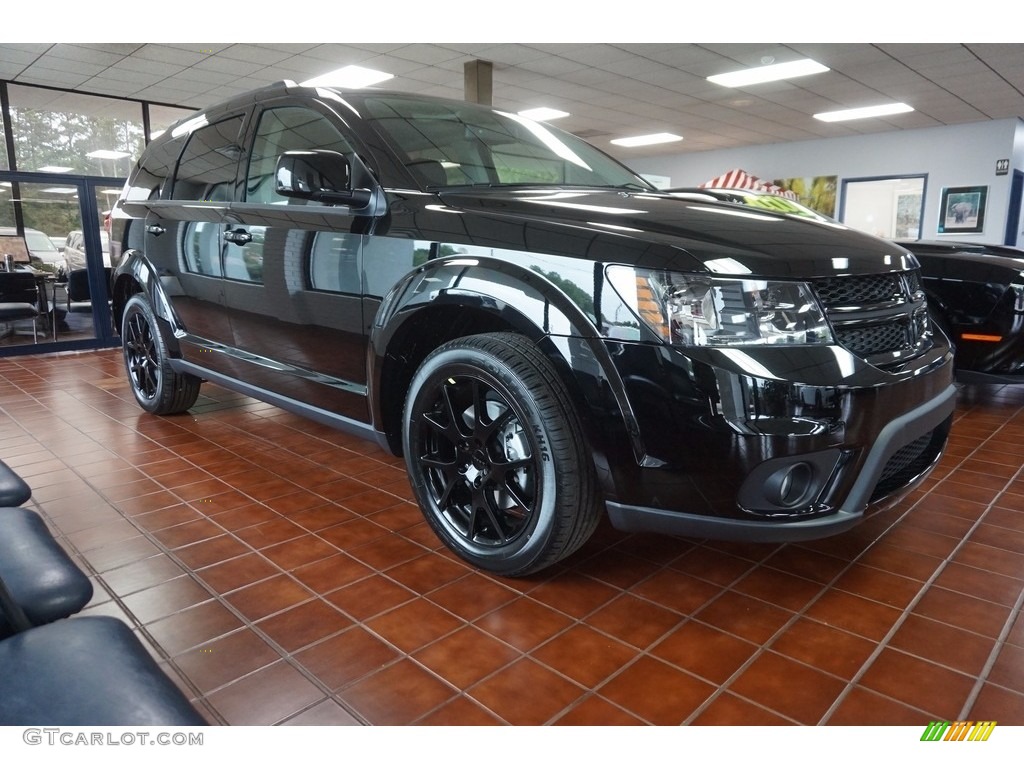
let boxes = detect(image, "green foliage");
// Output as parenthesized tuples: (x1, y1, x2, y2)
(531, 267, 594, 317)
(11, 107, 142, 176)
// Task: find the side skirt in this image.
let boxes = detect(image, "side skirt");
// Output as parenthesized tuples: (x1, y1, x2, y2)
(171, 359, 391, 452)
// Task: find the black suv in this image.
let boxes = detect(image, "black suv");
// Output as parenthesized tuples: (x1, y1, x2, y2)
(110, 82, 956, 575)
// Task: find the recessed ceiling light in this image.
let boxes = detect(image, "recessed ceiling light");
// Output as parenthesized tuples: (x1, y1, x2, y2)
(301, 65, 394, 89)
(610, 133, 683, 148)
(814, 102, 914, 122)
(708, 58, 829, 88)
(518, 107, 570, 121)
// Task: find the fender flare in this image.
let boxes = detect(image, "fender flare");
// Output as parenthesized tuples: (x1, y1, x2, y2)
(111, 249, 188, 354)
(369, 255, 653, 466)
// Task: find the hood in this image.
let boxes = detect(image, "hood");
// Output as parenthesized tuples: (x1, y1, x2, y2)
(433, 187, 918, 279)
(897, 239, 1024, 283)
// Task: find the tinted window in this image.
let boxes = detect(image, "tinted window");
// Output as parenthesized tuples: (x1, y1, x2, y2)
(246, 107, 353, 205)
(173, 117, 244, 201)
(361, 95, 651, 190)
(125, 135, 186, 202)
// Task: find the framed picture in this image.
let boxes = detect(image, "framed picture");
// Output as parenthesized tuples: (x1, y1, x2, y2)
(938, 185, 987, 234)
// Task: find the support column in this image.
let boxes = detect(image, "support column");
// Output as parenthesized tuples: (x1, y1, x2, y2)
(464, 60, 493, 105)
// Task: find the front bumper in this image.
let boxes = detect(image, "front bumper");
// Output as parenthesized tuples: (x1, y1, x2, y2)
(605, 383, 955, 541)
(595, 339, 956, 541)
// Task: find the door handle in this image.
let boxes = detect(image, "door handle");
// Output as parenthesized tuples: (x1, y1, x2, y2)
(146, 224, 166, 236)
(224, 228, 253, 245)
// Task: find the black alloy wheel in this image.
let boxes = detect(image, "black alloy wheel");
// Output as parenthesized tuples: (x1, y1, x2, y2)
(121, 294, 201, 415)
(403, 333, 599, 576)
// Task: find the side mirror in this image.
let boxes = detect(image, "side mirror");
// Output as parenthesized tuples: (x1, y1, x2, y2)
(274, 150, 372, 208)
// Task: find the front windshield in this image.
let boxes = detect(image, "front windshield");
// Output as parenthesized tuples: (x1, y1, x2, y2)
(361, 95, 653, 191)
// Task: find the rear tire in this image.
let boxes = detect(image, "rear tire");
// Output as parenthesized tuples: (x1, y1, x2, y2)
(403, 333, 600, 576)
(121, 294, 201, 415)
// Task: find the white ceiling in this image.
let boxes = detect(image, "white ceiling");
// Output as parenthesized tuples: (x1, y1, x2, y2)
(1, 42, 1022, 159)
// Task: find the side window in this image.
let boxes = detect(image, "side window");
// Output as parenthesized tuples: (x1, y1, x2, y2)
(245, 107, 354, 205)
(174, 117, 242, 279)
(172, 116, 244, 201)
(124, 134, 185, 202)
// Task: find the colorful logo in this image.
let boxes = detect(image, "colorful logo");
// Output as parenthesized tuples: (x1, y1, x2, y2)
(921, 721, 996, 741)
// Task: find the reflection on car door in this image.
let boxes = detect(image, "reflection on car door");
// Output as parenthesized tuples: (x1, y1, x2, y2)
(221, 103, 369, 421)
(153, 114, 245, 378)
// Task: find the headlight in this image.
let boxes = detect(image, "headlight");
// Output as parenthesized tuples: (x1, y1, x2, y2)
(607, 266, 833, 347)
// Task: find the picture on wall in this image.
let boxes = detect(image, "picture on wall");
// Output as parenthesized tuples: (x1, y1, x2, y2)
(772, 176, 838, 217)
(938, 185, 987, 234)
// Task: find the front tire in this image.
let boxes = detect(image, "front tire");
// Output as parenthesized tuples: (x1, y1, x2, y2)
(121, 294, 201, 415)
(403, 333, 600, 576)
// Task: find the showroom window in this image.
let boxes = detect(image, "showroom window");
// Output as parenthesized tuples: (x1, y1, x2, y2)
(7, 84, 145, 177)
(0, 110, 7, 171)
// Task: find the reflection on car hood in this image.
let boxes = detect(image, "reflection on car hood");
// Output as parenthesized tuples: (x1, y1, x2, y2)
(901, 240, 1024, 280)
(434, 188, 918, 279)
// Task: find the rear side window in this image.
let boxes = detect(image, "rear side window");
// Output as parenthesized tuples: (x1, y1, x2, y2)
(125, 134, 185, 202)
(172, 116, 244, 201)
(245, 107, 353, 205)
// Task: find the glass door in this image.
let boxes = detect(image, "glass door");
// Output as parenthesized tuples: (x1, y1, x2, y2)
(0, 171, 119, 354)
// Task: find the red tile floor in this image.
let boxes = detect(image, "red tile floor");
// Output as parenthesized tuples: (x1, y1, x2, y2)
(2, 348, 1023, 725)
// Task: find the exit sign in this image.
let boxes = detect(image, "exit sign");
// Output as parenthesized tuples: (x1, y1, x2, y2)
(996, 159, 1010, 175)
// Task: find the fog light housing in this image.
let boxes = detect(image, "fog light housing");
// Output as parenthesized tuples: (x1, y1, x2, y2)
(765, 462, 814, 508)
(737, 449, 842, 517)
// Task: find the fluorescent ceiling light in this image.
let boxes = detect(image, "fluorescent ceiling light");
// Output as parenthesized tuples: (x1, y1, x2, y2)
(301, 65, 394, 89)
(41, 187, 77, 195)
(611, 133, 683, 148)
(87, 149, 131, 160)
(517, 107, 569, 121)
(38, 165, 74, 173)
(814, 102, 914, 122)
(708, 58, 829, 88)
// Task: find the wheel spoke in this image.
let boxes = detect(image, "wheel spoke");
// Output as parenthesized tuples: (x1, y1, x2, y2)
(410, 363, 548, 554)
(124, 309, 161, 399)
(472, 384, 516, 446)
(435, 470, 461, 510)
(478, 491, 514, 543)
(422, 381, 471, 442)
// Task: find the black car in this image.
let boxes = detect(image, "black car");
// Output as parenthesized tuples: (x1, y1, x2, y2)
(896, 240, 1024, 383)
(668, 189, 1024, 385)
(109, 82, 956, 575)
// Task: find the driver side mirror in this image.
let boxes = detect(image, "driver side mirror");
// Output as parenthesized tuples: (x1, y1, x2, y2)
(274, 150, 372, 208)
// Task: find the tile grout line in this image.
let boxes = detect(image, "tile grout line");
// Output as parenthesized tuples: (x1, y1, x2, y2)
(816, 398, 1024, 724)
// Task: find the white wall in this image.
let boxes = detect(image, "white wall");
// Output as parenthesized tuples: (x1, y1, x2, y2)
(629, 118, 1024, 243)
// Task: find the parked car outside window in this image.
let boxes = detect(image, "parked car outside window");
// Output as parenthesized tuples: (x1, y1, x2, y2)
(62, 229, 111, 278)
(109, 83, 956, 575)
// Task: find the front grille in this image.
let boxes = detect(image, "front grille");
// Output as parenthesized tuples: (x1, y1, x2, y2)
(834, 310, 930, 357)
(813, 273, 903, 306)
(811, 269, 930, 365)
